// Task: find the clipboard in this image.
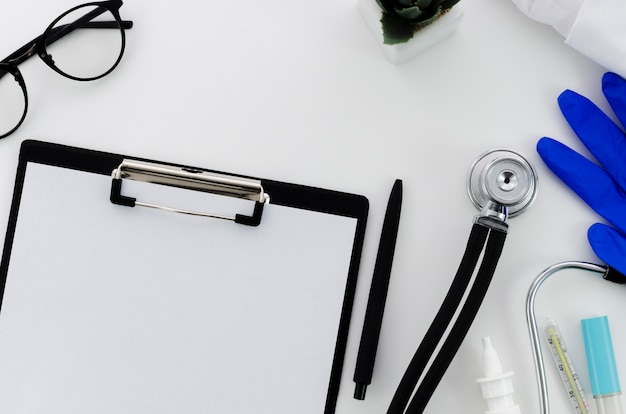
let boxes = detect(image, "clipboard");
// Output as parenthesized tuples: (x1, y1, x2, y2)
(0, 140, 368, 413)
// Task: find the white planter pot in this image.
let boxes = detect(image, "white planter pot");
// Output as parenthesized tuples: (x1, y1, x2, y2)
(358, 0, 465, 64)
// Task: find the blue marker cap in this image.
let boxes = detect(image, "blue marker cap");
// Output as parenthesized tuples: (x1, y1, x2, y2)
(582, 316, 621, 397)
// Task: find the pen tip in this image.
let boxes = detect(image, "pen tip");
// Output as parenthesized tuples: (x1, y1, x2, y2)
(354, 383, 367, 400)
(391, 179, 402, 197)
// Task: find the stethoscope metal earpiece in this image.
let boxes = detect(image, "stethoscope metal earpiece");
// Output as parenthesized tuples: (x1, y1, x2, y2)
(467, 149, 538, 220)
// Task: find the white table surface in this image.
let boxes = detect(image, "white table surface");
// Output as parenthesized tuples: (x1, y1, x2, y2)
(0, 1, 622, 413)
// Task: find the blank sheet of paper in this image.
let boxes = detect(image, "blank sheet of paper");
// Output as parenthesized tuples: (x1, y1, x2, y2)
(0, 162, 358, 413)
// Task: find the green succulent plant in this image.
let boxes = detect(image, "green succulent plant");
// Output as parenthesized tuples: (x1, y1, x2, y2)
(376, 0, 461, 45)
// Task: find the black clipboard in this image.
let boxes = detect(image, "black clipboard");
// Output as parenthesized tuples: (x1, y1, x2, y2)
(0, 140, 368, 413)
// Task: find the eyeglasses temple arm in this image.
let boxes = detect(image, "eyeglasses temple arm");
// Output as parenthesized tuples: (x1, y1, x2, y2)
(45, 5, 127, 44)
(1, 20, 132, 69)
(80, 21, 133, 29)
(1, 4, 133, 68)
(44, 20, 133, 50)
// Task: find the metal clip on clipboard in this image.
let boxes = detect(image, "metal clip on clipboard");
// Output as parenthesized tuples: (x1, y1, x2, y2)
(110, 159, 270, 226)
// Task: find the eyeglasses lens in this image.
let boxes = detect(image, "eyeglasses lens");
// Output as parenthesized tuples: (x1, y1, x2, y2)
(45, 5, 124, 80)
(0, 69, 26, 138)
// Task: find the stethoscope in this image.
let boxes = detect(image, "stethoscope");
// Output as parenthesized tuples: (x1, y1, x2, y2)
(526, 262, 625, 414)
(387, 149, 539, 414)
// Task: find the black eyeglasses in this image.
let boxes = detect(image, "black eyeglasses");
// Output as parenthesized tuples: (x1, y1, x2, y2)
(0, 0, 133, 139)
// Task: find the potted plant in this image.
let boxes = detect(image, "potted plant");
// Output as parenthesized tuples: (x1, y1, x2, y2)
(359, 0, 465, 64)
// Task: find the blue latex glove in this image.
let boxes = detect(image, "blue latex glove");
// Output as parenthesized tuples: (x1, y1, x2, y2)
(537, 72, 626, 275)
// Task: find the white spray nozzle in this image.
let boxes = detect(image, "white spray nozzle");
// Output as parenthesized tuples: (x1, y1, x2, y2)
(482, 336, 504, 377)
(476, 336, 521, 414)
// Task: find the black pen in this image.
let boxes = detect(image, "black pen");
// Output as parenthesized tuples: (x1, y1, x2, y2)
(353, 179, 403, 400)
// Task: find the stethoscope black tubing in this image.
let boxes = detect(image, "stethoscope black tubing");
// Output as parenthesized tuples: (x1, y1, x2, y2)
(386, 222, 491, 414)
(404, 226, 507, 413)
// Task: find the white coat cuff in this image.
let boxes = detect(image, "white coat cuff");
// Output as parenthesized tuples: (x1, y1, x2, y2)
(565, 0, 626, 78)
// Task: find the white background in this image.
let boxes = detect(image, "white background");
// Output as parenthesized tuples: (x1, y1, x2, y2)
(0, 1, 623, 413)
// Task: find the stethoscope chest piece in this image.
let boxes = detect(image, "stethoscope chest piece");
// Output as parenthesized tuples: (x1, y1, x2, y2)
(467, 149, 538, 218)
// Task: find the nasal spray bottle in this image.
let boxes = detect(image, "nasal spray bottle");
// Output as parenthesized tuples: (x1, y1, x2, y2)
(582, 316, 624, 414)
(476, 337, 521, 414)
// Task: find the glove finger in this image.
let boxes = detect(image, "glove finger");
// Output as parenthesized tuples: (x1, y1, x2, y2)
(588, 223, 626, 276)
(603, 72, 626, 130)
(558, 89, 626, 191)
(537, 137, 626, 231)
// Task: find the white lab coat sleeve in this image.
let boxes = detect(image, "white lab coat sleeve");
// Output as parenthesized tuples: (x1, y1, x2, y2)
(565, 0, 626, 79)
(511, 0, 584, 38)
(511, 0, 626, 79)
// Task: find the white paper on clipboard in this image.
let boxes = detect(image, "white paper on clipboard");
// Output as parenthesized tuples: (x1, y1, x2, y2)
(0, 142, 367, 414)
